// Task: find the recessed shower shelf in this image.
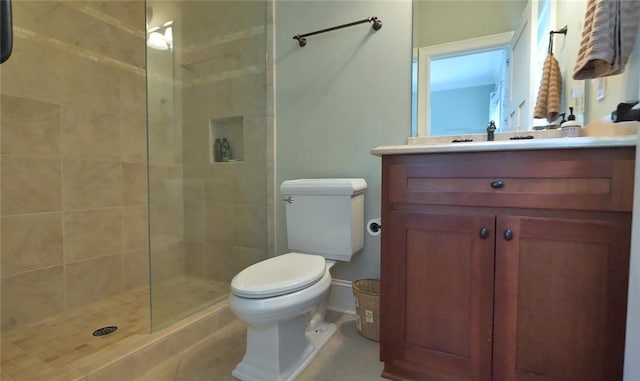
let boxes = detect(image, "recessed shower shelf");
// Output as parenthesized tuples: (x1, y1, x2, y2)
(210, 115, 244, 163)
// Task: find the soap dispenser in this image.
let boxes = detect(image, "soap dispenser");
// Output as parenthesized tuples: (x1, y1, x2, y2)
(561, 107, 581, 137)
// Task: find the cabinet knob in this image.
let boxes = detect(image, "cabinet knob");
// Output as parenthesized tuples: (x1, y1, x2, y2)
(479, 227, 489, 239)
(504, 229, 513, 241)
(490, 180, 504, 189)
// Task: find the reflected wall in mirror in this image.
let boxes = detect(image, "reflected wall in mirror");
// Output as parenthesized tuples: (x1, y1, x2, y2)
(412, 0, 526, 137)
(415, 32, 512, 136)
(412, 0, 640, 138)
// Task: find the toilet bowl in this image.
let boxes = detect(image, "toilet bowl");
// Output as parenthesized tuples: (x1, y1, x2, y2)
(229, 253, 336, 381)
(228, 178, 367, 381)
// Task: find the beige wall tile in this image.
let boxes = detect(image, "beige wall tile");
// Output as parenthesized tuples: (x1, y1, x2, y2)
(232, 72, 267, 118)
(1, 266, 65, 331)
(233, 205, 267, 249)
(63, 159, 123, 209)
(120, 72, 146, 163)
(15, 2, 144, 69)
(181, 116, 209, 167)
(231, 245, 266, 278)
(1, 213, 63, 276)
(202, 243, 235, 283)
(64, 208, 123, 262)
(1, 0, 153, 326)
(66, 254, 123, 310)
(1, 95, 61, 157)
(123, 205, 148, 251)
(149, 205, 184, 241)
(184, 241, 208, 278)
(123, 162, 147, 206)
(1, 38, 65, 106)
(184, 180, 205, 241)
(1, 156, 62, 215)
(148, 120, 179, 166)
(148, 165, 185, 239)
(184, 207, 205, 242)
(266, 160, 275, 207)
(123, 248, 149, 291)
(150, 240, 185, 282)
(121, 115, 147, 163)
(242, 116, 268, 164)
(180, 35, 265, 84)
(119, 70, 146, 117)
(232, 164, 267, 206)
(267, 205, 275, 257)
(59, 54, 121, 114)
(182, 81, 233, 123)
(204, 177, 235, 206)
(61, 107, 121, 160)
(147, 73, 175, 127)
(75, 1, 145, 34)
(205, 204, 234, 245)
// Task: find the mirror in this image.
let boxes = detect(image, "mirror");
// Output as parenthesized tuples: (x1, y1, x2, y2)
(412, 0, 585, 137)
(414, 32, 513, 136)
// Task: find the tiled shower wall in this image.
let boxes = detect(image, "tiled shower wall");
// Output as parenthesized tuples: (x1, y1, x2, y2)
(0, 1, 149, 331)
(0, 0, 275, 332)
(176, 1, 273, 283)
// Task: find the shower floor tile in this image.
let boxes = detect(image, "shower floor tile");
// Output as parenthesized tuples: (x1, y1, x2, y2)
(1, 275, 227, 381)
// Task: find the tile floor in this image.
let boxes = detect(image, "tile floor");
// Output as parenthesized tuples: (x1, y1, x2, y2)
(0, 275, 227, 381)
(136, 311, 387, 381)
(2, 277, 385, 381)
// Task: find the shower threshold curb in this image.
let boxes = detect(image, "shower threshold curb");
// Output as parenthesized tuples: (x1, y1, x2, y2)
(67, 299, 236, 381)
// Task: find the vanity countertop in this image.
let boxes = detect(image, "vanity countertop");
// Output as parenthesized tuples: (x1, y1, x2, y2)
(371, 135, 638, 156)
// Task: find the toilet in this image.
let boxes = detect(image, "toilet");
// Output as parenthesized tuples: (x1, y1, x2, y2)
(228, 178, 367, 381)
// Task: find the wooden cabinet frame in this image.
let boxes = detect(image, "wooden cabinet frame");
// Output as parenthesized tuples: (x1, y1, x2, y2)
(379, 148, 634, 381)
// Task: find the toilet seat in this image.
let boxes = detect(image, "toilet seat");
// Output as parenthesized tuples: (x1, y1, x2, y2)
(231, 253, 326, 299)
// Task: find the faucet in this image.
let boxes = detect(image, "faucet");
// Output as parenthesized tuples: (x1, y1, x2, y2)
(487, 120, 497, 141)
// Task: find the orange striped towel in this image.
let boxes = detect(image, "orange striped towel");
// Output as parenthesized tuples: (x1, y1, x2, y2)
(534, 53, 562, 123)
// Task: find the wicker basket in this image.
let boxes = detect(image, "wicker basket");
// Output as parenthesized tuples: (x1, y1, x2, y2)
(352, 278, 381, 342)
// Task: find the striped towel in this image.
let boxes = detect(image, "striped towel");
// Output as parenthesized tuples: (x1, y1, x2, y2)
(573, 0, 640, 79)
(534, 53, 562, 122)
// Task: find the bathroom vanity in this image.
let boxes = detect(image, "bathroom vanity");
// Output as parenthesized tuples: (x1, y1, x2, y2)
(372, 137, 636, 381)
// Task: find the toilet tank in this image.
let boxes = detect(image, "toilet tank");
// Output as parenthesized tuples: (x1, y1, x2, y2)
(281, 178, 367, 261)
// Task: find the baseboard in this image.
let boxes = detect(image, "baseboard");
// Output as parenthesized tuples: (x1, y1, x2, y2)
(327, 279, 356, 315)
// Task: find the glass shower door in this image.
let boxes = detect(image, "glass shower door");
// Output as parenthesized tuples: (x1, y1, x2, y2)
(146, 0, 270, 330)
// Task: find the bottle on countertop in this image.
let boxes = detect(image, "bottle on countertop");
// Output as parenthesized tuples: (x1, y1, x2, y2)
(221, 138, 231, 161)
(561, 107, 582, 137)
(214, 138, 222, 162)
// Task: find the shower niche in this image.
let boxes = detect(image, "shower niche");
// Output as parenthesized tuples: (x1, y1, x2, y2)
(210, 115, 244, 163)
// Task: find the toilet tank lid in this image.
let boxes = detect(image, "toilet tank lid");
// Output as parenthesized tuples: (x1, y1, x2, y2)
(281, 178, 367, 196)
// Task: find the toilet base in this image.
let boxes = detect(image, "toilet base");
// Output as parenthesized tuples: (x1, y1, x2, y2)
(232, 321, 336, 381)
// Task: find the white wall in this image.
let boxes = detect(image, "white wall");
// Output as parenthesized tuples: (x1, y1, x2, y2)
(274, 0, 412, 281)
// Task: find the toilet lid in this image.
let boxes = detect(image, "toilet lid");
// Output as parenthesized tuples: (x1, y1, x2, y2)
(231, 253, 326, 299)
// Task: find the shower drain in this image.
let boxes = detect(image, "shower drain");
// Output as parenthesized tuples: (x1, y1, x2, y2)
(92, 326, 118, 337)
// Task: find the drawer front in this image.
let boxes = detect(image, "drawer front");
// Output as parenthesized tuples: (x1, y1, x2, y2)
(385, 148, 635, 212)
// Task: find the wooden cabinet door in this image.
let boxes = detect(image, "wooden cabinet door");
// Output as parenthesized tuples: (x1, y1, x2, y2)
(493, 215, 631, 381)
(381, 211, 495, 381)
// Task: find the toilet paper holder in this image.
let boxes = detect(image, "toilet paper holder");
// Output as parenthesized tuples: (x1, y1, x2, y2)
(369, 221, 382, 233)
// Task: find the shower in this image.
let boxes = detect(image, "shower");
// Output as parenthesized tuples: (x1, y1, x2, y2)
(0, 1, 272, 379)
